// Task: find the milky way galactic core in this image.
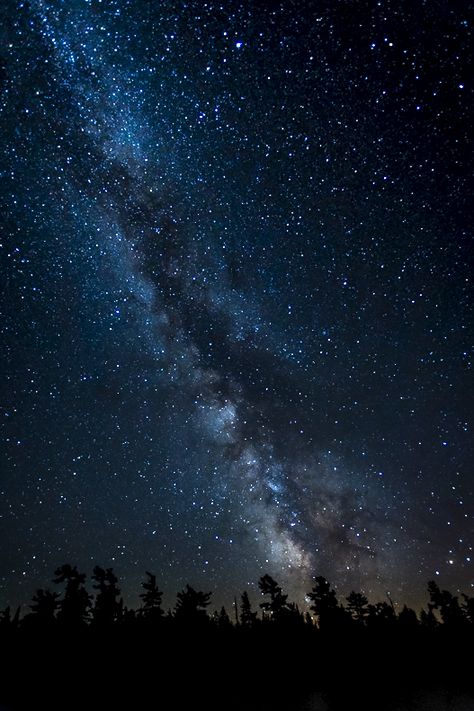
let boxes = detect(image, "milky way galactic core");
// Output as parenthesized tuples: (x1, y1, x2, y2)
(0, 0, 472, 609)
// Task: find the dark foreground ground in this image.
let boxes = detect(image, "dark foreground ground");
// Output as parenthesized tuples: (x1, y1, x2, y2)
(1, 626, 473, 710)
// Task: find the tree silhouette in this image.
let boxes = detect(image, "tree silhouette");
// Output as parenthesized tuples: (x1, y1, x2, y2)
(219, 606, 232, 627)
(461, 593, 474, 624)
(212, 606, 232, 628)
(258, 574, 289, 622)
(54, 564, 91, 627)
(420, 606, 438, 628)
(346, 590, 369, 623)
(285, 601, 306, 627)
(92, 566, 121, 626)
(139, 571, 164, 622)
(240, 591, 257, 628)
(175, 585, 212, 625)
(307, 576, 346, 631)
(0, 605, 20, 631)
(427, 580, 464, 627)
(0, 606, 10, 629)
(398, 605, 419, 630)
(366, 601, 396, 629)
(29, 588, 59, 625)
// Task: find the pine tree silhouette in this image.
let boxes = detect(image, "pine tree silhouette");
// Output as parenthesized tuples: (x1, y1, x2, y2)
(212, 606, 232, 628)
(346, 590, 369, 623)
(54, 564, 91, 627)
(240, 591, 257, 628)
(307, 576, 347, 631)
(398, 605, 419, 630)
(366, 601, 396, 629)
(420, 606, 438, 628)
(139, 571, 164, 622)
(0, 605, 20, 631)
(92, 566, 121, 626)
(461, 593, 474, 624)
(258, 574, 289, 622)
(428, 580, 465, 627)
(175, 584, 212, 625)
(29, 589, 59, 626)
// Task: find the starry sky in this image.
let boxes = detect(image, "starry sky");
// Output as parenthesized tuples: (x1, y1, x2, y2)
(0, 0, 472, 612)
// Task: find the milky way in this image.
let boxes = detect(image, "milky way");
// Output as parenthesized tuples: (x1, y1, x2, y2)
(1, 0, 472, 610)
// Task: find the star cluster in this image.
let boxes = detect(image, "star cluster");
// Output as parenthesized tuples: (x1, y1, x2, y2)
(0, 0, 472, 610)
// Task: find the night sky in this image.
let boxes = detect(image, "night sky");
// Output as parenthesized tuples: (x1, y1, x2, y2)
(1, 0, 472, 613)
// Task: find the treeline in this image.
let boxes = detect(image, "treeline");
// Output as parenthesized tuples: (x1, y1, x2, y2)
(1, 564, 473, 634)
(1, 566, 473, 710)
